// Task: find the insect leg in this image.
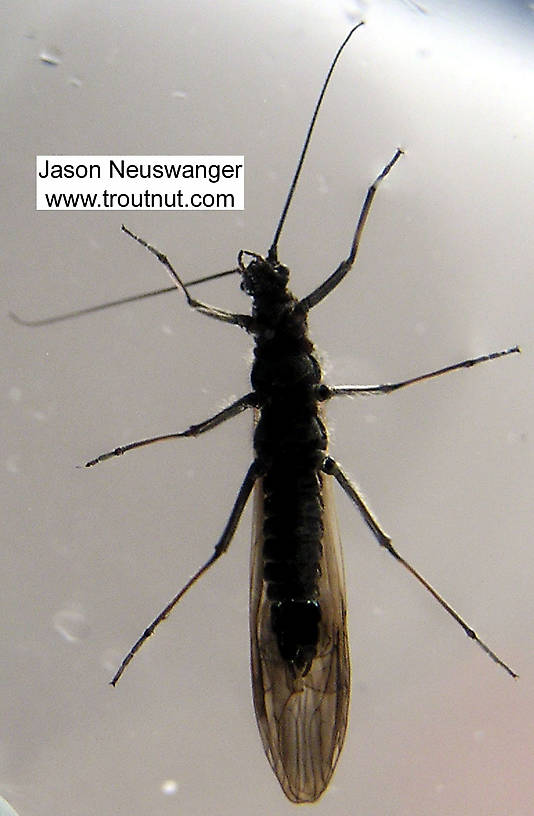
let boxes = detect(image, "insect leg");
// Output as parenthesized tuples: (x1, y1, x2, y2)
(85, 392, 256, 467)
(322, 456, 518, 678)
(122, 225, 252, 330)
(111, 460, 259, 686)
(317, 346, 520, 401)
(299, 149, 404, 313)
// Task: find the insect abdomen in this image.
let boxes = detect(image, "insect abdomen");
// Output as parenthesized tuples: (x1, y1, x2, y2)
(262, 467, 324, 673)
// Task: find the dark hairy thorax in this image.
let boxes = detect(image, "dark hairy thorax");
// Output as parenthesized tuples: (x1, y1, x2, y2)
(243, 256, 329, 674)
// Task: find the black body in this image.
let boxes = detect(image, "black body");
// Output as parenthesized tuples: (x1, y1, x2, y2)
(244, 256, 327, 675)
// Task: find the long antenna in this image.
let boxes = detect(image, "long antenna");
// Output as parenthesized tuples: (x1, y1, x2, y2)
(11, 25, 365, 328)
(8, 267, 239, 327)
(268, 22, 364, 262)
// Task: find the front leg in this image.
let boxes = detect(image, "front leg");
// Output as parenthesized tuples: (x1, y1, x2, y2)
(299, 149, 403, 313)
(122, 225, 252, 330)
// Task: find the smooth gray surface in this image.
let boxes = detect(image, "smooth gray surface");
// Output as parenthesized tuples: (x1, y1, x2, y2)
(3, 1, 533, 814)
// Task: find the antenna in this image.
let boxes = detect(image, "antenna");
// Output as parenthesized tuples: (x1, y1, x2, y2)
(8, 267, 239, 327)
(268, 22, 364, 262)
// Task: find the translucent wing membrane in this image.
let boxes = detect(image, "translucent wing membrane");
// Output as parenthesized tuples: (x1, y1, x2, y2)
(250, 472, 350, 803)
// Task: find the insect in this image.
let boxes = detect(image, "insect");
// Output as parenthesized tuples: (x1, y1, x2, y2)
(13, 23, 519, 804)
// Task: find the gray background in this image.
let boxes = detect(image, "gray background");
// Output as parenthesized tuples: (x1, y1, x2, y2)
(3, 0, 534, 814)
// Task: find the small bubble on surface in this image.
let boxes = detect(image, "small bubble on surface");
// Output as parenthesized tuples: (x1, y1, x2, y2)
(39, 47, 62, 66)
(53, 607, 90, 643)
(161, 779, 179, 796)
